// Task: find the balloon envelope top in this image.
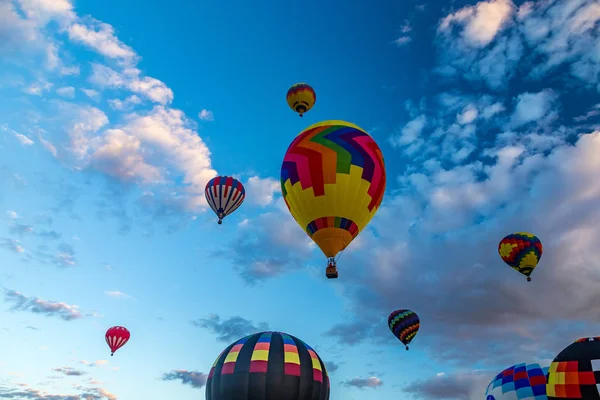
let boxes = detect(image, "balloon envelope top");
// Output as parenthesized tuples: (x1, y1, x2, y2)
(547, 337, 600, 399)
(485, 362, 549, 399)
(206, 331, 330, 400)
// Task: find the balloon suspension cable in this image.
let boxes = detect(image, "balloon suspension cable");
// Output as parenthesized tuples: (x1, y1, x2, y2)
(527, 276, 531, 282)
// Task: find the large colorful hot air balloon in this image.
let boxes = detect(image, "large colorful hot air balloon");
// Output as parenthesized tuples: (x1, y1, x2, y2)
(105, 326, 130, 356)
(204, 176, 246, 224)
(205, 331, 330, 400)
(286, 83, 316, 117)
(485, 363, 549, 400)
(280, 120, 386, 279)
(498, 232, 543, 281)
(388, 309, 420, 350)
(547, 337, 600, 399)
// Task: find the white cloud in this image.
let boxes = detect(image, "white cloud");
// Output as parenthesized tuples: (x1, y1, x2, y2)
(457, 104, 479, 125)
(56, 86, 75, 98)
(394, 36, 412, 46)
(390, 114, 427, 147)
(104, 291, 132, 299)
(438, 0, 515, 48)
(244, 176, 280, 206)
(198, 109, 214, 121)
(6, 210, 18, 219)
(510, 89, 558, 127)
(67, 18, 137, 64)
(23, 80, 52, 96)
(436, 0, 600, 91)
(81, 88, 100, 100)
(2, 125, 34, 146)
(89, 63, 174, 105)
(108, 94, 141, 110)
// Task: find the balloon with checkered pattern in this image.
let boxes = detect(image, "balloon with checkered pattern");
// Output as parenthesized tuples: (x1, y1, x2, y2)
(498, 232, 543, 282)
(546, 337, 600, 399)
(485, 362, 549, 399)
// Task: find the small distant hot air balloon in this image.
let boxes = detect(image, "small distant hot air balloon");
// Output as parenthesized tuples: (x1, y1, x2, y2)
(204, 176, 246, 225)
(105, 326, 130, 356)
(388, 309, 420, 350)
(546, 337, 600, 399)
(205, 331, 330, 400)
(286, 83, 316, 117)
(281, 120, 386, 279)
(498, 232, 543, 281)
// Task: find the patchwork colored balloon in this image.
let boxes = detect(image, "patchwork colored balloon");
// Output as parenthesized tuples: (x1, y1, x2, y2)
(286, 83, 316, 117)
(485, 363, 549, 400)
(388, 309, 419, 350)
(204, 176, 245, 224)
(205, 331, 330, 400)
(498, 232, 543, 281)
(546, 337, 600, 399)
(105, 326, 130, 356)
(280, 120, 386, 278)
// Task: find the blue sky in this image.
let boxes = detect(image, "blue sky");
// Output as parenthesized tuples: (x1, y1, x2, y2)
(0, 0, 599, 399)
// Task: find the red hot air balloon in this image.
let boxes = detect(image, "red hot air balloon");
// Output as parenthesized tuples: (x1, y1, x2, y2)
(105, 326, 130, 356)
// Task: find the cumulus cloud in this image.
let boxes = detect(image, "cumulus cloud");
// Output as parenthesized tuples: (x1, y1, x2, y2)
(56, 86, 75, 98)
(4, 289, 84, 321)
(324, 361, 339, 373)
(162, 370, 208, 389)
(244, 176, 280, 206)
(192, 314, 269, 342)
(213, 200, 314, 283)
(343, 376, 383, 389)
(435, 0, 600, 91)
(198, 109, 214, 121)
(403, 371, 491, 400)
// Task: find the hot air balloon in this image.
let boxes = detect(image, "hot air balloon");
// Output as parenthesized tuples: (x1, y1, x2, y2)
(547, 337, 600, 399)
(498, 232, 543, 281)
(205, 331, 330, 400)
(286, 83, 316, 117)
(485, 363, 549, 400)
(280, 120, 386, 279)
(388, 309, 420, 350)
(205, 176, 245, 224)
(105, 326, 130, 356)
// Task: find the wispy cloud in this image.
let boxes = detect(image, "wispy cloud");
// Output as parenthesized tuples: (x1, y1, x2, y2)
(192, 314, 269, 342)
(343, 376, 384, 389)
(4, 289, 84, 321)
(162, 370, 208, 389)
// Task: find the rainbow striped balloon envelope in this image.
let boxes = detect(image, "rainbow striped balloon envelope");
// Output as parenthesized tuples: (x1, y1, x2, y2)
(205, 331, 330, 400)
(485, 363, 549, 400)
(280, 120, 386, 269)
(546, 337, 600, 399)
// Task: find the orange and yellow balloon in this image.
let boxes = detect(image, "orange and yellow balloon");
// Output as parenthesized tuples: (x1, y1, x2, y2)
(286, 83, 316, 117)
(280, 120, 386, 278)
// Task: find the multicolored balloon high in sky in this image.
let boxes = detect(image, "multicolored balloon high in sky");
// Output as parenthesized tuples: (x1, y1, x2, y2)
(546, 337, 600, 399)
(286, 83, 316, 117)
(485, 362, 549, 400)
(205, 331, 330, 400)
(204, 176, 246, 224)
(388, 309, 420, 350)
(498, 232, 543, 281)
(105, 326, 130, 356)
(280, 120, 386, 279)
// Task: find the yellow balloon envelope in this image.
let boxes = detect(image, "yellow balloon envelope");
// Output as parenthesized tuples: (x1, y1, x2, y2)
(280, 120, 386, 273)
(286, 83, 316, 117)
